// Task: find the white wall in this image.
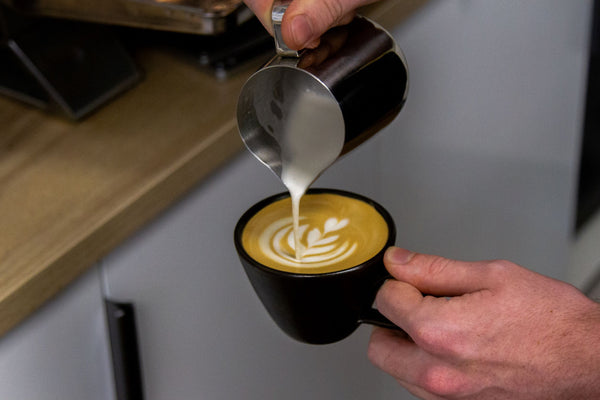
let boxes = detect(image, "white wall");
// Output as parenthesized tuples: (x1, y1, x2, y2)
(321, 0, 591, 280)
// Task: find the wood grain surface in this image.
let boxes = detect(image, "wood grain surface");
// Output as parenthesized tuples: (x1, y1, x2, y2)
(0, 48, 250, 336)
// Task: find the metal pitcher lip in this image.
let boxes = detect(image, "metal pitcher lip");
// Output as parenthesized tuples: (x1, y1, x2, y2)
(237, 63, 342, 179)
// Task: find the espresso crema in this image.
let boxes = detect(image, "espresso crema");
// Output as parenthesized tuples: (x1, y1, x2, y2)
(241, 193, 388, 274)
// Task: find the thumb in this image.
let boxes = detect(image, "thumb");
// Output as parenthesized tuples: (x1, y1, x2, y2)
(282, 0, 374, 50)
(384, 247, 502, 296)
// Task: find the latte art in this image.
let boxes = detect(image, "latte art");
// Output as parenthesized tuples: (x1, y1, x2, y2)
(260, 216, 357, 267)
(242, 193, 389, 274)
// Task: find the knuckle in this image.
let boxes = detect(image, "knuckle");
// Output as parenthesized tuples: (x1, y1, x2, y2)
(374, 281, 391, 308)
(375, 279, 400, 308)
(421, 254, 454, 278)
(412, 317, 468, 358)
(485, 259, 515, 279)
(322, 0, 346, 24)
(418, 365, 468, 397)
(413, 320, 447, 354)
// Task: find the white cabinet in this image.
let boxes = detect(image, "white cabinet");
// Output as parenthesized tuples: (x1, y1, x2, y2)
(0, 267, 114, 400)
(100, 152, 396, 400)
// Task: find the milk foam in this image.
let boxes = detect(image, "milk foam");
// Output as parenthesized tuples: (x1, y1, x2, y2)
(258, 216, 357, 269)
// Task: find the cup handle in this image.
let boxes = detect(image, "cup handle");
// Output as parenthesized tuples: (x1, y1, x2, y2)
(271, 0, 300, 57)
(358, 308, 405, 332)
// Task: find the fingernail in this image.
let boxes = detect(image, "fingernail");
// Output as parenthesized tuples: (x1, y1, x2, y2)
(290, 14, 313, 49)
(385, 247, 415, 265)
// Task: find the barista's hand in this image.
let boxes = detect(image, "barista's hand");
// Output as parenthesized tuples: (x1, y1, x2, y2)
(368, 247, 600, 400)
(243, 0, 378, 50)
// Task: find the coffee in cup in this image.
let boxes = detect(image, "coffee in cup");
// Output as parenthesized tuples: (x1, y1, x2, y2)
(235, 188, 398, 344)
(241, 192, 389, 274)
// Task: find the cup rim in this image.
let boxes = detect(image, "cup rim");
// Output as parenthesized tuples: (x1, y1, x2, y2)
(234, 188, 396, 278)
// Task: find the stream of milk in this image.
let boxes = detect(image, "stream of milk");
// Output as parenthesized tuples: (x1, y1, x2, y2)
(279, 90, 345, 260)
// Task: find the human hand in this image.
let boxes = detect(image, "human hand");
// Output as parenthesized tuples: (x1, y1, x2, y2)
(243, 0, 378, 50)
(368, 247, 600, 400)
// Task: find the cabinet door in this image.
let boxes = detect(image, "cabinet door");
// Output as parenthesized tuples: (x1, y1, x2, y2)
(0, 267, 114, 400)
(100, 153, 392, 400)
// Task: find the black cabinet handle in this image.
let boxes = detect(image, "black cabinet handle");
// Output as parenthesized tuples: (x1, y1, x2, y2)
(105, 299, 145, 400)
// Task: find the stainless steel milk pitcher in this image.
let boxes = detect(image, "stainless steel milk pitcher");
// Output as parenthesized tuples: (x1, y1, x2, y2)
(237, 1, 408, 181)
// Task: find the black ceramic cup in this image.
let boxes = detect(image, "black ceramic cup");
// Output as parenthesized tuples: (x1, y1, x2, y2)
(234, 188, 397, 345)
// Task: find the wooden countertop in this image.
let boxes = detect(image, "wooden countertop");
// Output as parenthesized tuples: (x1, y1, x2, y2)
(0, 0, 427, 337)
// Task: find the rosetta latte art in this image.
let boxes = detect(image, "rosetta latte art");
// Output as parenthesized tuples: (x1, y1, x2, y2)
(241, 193, 389, 274)
(259, 216, 357, 268)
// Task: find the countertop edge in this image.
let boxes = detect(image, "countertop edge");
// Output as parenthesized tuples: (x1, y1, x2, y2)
(0, 122, 243, 337)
